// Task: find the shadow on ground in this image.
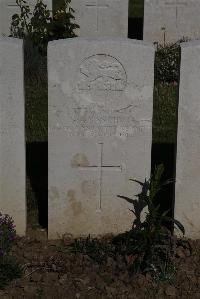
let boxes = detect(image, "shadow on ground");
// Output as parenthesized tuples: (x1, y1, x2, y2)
(151, 143, 176, 218)
(128, 18, 143, 40)
(26, 142, 48, 229)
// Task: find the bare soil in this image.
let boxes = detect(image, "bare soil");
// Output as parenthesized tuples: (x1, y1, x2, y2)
(1, 229, 200, 299)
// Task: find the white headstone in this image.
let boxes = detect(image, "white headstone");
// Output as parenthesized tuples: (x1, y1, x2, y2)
(48, 38, 155, 239)
(0, 0, 52, 37)
(0, 38, 25, 236)
(144, 0, 200, 44)
(71, 0, 128, 37)
(175, 41, 200, 239)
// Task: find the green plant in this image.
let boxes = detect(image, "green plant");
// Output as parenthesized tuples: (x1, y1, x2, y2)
(153, 82, 177, 144)
(0, 257, 22, 289)
(0, 213, 22, 289)
(68, 236, 115, 264)
(113, 164, 185, 278)
(10, 0, 32, 39)
(10, 0, 79, 52)
(0, 213, 16, 258)
(155, 41, 181, 83)
(129, 0, 144, 18)
(148, 259, 177, 284)
(48, 0, 79, 40)
(154, 38, 190, 83)
(68, 165, 185, 282)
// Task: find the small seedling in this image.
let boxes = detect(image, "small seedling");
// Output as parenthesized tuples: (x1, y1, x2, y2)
(68, 165, 186, 283)
(114, 164, 185, 280)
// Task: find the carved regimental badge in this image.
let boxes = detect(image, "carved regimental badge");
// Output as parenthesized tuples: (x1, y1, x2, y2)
(78, 54, 127, 91)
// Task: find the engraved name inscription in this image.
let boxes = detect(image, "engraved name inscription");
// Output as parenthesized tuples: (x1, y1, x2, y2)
(78, 54, 127, 91)
(51, 105, 151, 138)
(70, 107, 138, 127)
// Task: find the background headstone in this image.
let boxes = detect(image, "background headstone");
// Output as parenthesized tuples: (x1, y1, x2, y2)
(143, 0, 200, 44)
(48, 38, 155, 239)
(71, 0, 129, 37)
(0, 38, 25, 236)
(0, 0, 52, 37)
(175, 41, 200, 239)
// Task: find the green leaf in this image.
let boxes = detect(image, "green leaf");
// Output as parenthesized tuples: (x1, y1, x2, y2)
(164, 217, 185, 235)
(129, 179, 144, 186)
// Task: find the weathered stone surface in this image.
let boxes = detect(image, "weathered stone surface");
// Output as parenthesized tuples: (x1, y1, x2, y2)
(48, 38, 155, 239)
(144, 0, 200, 44)
(0, 0, 52, 37)
(71, 0, 128, 37)
(0, 38, 25, 235)
(175, 40, 200, 239)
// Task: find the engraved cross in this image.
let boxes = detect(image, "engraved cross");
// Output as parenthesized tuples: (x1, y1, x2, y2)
(78, 142, 122, 210)
(85, 0, 109, 31)
(165, 1, 187, 28)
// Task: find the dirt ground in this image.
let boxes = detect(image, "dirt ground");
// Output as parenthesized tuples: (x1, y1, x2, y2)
(1, 229, 200, 299)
